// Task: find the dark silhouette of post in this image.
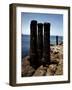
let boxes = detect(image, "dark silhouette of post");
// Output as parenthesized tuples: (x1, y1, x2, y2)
(30, 20, 38, 68)
(56, 36, 58, 45)
(37, 23, 43, 65)
(43, 23, 50, 65)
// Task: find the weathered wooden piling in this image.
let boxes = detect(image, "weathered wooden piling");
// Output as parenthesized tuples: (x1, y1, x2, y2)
(56, 36, 58, 45)
(37, 23, 43, 64)
(30, 20, 38, 68)
(43, 23, 50, 65)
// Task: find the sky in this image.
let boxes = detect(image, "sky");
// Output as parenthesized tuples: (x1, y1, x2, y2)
(21, 12, 63, 36)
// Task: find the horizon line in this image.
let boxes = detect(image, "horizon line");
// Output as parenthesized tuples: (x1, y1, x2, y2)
(22, 34, 63, 37)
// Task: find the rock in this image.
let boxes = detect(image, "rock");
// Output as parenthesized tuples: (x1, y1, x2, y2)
(21, 45, 63, 77)
(51, 53, 60, 65)
(59, 54, 63, 59)
(22, 65, 35, 77)
(50, 59, 59, 65)
(49, 45, 63, 76)
(22, 56, 30, 67)
(46, 64, 57, 76)
(55, 64, 63, 75)
(51, 52, 60, 60)
(46, 68, 53, 76)
(59, 59, 63, 65)
(33, 65, 47, 76)
(53, 51, 59, 54)
(22, 56, 35, 77)
(54, 53, 60, 59)
(52, 47, 59, 54)
(49, 64, 57, 72)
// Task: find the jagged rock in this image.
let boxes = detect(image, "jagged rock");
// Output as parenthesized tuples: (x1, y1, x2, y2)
(46, 64, 57, 76)
(52, 47, 59, 54)
(22, 56, 30, 67)
(50, 59, 59, 65)
(54, 53, 60, 59)
(33, 65, 47, 76)
(46, 68, 53, 76)
(51, 52, 60, 60)
(55, 64, 63, 75)
(58, 59, 63, 65)
(53, 51, 59, 54)
(22, 56, 35, 77)
(22, 65, 35, 77)
(49, 64, 57, 72)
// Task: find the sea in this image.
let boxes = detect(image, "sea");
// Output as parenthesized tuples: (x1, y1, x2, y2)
(22, 35, 63, 58)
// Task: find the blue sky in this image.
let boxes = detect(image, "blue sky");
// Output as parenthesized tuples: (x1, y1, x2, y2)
(21, 12, 63, 36)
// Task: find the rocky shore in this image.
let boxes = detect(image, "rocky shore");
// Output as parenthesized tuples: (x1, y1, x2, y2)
(22, 44, 63, 77)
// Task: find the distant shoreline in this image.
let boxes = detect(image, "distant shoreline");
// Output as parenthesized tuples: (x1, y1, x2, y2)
(22, 34, 63, 37)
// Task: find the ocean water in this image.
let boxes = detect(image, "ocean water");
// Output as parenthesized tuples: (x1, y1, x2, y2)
(22, 35, 63, 58)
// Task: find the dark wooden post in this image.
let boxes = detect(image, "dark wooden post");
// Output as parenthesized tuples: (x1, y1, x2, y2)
(56, 36, 58, 45)
(43, 23, 50, 65)
(37, 23, 43, 65)
(30, 20, 38, 68)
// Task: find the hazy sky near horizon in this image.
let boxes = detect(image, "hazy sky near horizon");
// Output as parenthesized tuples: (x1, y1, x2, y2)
(21, 12, 63, 36)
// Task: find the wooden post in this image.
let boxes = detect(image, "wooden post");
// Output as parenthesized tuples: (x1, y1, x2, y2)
(43, 23, 50, 65)
(37, 23, 43, 65)
(56, 36, 58, 45)
(30, 20, 38, 68)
